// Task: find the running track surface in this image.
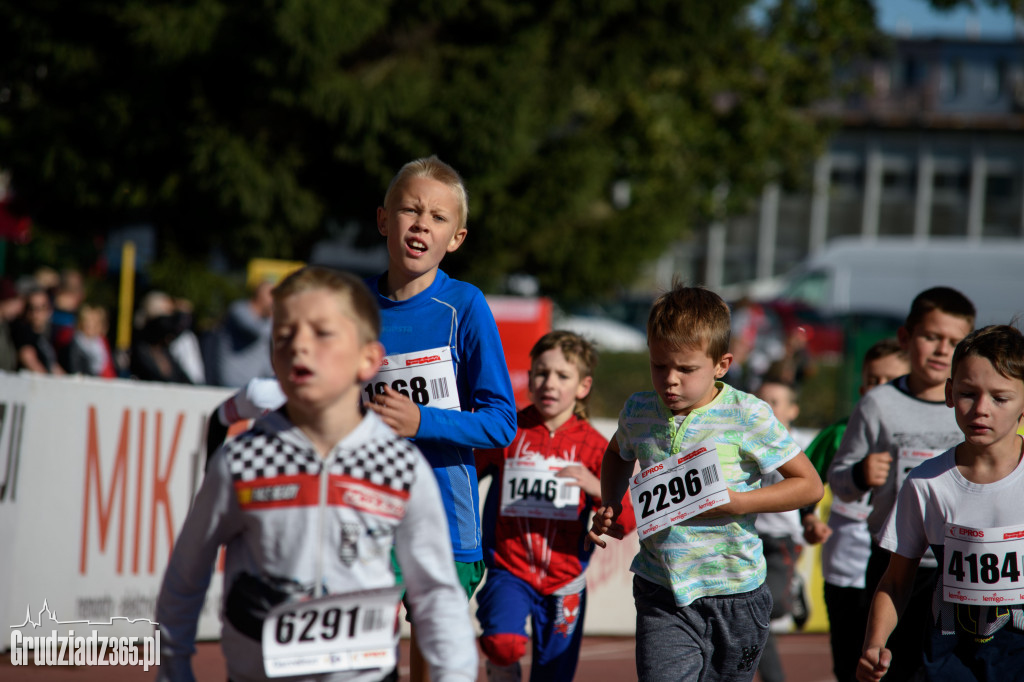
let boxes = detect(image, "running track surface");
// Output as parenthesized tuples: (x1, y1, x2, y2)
(3, 633, 837, 681)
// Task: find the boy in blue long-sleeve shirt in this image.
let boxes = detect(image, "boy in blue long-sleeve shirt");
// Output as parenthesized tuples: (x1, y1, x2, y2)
(365, 155, 518, 681)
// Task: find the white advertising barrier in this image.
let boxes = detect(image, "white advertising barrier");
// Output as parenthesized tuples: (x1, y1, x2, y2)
(0, 372, 232, 647)
(0, 376, 643, 651)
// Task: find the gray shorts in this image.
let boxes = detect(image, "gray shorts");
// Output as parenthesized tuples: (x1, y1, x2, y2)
(633, 575, 772, 682)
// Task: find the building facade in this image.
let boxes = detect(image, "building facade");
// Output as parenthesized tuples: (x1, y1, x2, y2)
(673, 37, 1024, 297)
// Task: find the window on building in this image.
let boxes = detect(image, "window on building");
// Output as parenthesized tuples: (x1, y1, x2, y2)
(980, 60, 1005, 101)
(831, 166, 864, 194)
(933, 167, 970, 197)
(984, 165, 1021, 237)
(939, 60, 964, 100)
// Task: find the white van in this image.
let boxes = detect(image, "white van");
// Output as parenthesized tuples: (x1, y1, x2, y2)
(777, 236, 1024, 326)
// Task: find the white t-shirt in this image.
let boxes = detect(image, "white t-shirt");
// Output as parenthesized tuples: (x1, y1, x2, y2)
(878, 445, 1024, 638)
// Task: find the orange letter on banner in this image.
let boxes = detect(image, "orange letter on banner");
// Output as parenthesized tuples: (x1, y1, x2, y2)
(132, 410, 147, 574)
(80, 407, 130, 574)
(148, 411, 182, 573)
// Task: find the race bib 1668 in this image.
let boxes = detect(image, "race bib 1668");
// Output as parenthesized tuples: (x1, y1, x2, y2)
(363, 346, 460, 412)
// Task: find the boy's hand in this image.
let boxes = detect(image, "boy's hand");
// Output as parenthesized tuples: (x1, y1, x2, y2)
(556, 464, 601, 499)
(586, 505, 625, 549)
(863, 452, 892, 487)
(857, 646, 891, 682)
(366, 385, 421, 438)
(802, 514, 832, 545)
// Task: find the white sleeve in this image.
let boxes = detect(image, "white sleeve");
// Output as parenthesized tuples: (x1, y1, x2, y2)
(876, 476, 929, 560)
(217, 378, 286, 425)
(394, 455, 478, 682)
(154, 452, 243, 681)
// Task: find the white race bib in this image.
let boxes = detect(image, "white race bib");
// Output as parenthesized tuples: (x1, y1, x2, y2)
(262, 586, 401, 678)
(499, 458, 581, 520)
(830, 491, 872, 522)
(942, 523, 1024, 606)
(896, 447, 944, 488)
(363, 346, 460, 411)
(629, 441, 730, 539)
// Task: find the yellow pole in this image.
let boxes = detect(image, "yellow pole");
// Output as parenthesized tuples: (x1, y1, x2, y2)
(116, 241, 136, 356)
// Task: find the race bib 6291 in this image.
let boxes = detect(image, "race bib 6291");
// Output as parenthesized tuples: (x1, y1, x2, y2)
(261, 586, 401, 677)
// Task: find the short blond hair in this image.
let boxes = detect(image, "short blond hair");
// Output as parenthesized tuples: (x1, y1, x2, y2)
(272, 266, 380, 344)
(646, 284, 731, 360)
(383, 156, 469, 232)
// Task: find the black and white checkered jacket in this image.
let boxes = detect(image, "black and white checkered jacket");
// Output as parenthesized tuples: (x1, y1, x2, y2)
(155, 409, 477, 682)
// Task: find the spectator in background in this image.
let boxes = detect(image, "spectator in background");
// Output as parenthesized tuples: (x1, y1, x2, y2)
(726, 297, 783, 392)
(12, 287, 64, 374)
(168, 297, 206, 384)
(130, 291, 193, 384)
(205, 280, 274, 388)
(766, 325, 814, 390)
(67, 303, 117, 378)
(31, 266, 59, 293)
(0, 278, 24, 371)
(50, 268, 86, 365)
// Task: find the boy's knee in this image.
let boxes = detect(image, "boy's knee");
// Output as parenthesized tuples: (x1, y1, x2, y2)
(480, 633, 528, 667)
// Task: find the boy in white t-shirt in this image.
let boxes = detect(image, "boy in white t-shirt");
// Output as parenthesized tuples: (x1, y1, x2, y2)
(859, 324, 1024, 681)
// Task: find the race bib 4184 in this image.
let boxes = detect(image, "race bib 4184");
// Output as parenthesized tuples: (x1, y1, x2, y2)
(943, 523, 1024, 606)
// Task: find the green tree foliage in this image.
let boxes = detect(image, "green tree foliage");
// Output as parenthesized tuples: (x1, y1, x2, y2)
(0, 1, 1014, 298)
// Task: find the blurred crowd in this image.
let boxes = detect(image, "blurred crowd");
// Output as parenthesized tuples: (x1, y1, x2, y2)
(1, 266, 815, 396)
(0, 265, 275, 388)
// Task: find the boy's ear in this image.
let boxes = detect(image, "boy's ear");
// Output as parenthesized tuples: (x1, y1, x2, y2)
(445, 226, 468, 254)
(575, 375, 594, 401)
(714, 353, 733, 379)
(359, 341, 385, 383)
(944, 377, 954, 407)
(376, 206, 388, 237)
(897, 325, 910, 350)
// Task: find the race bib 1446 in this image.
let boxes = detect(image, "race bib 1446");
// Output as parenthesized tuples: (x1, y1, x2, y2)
(499, 458, 581, 520)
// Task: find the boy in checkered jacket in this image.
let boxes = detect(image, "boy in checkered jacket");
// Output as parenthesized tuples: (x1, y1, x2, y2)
(155, 266, 476, 682)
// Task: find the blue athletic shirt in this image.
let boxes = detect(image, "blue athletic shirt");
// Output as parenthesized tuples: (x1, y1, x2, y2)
(367, 269, 517, 562)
